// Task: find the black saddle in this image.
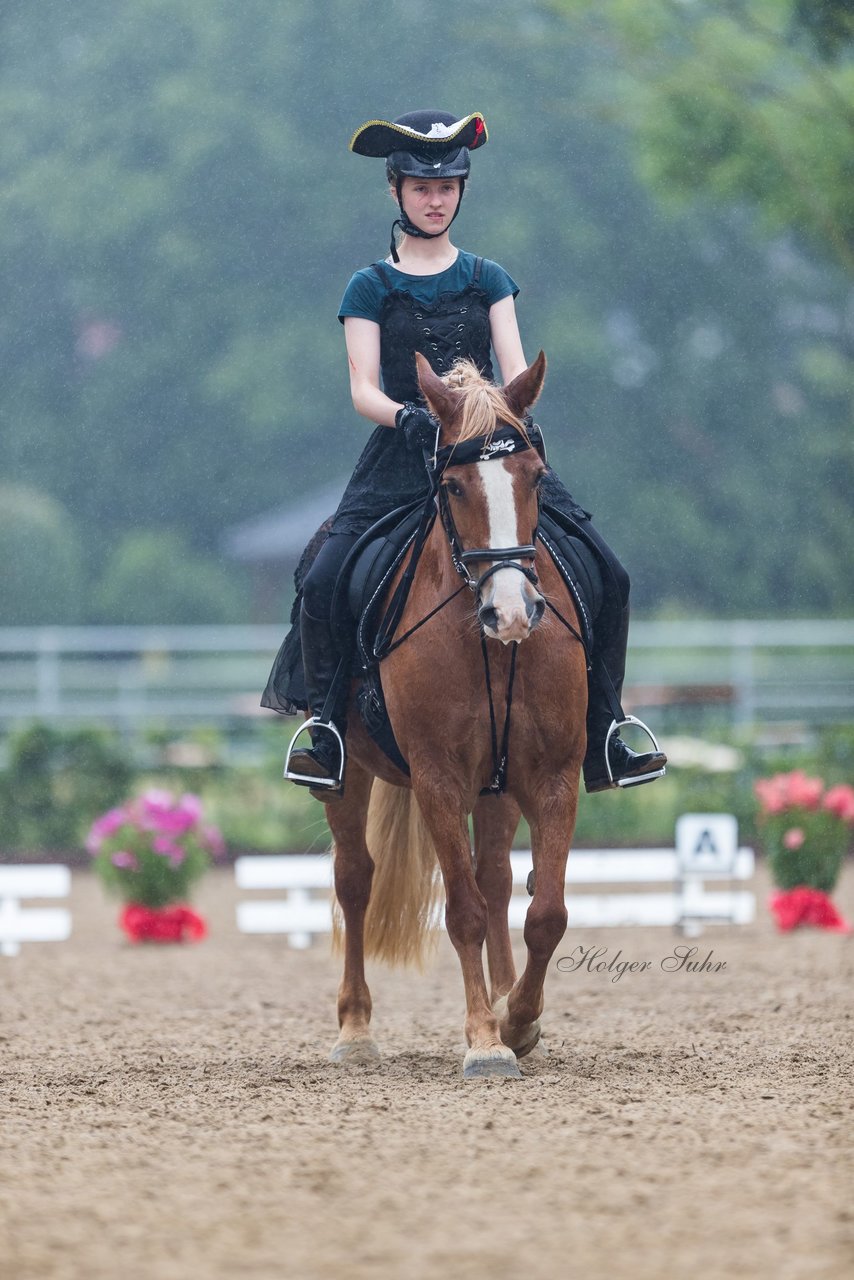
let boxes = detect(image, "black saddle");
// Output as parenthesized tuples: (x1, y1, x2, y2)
(337, 500, 427, 636)
(331, 498, 431, 776)
(537, 506, 603, 655)
(330, 499, 603, 776)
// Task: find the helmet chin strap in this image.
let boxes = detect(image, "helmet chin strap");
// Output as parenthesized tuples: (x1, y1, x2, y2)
(389, 178, 465, 262)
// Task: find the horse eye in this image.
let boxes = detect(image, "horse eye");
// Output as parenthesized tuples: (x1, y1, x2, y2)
(445, 480, 463, 498)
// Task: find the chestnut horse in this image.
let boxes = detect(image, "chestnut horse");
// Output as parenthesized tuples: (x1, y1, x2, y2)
(325, 351, 587, 1079)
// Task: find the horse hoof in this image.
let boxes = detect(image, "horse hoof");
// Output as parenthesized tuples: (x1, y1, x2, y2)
(511, 1022, 542, 1058)
(463, 1046, 523, 1080)
(492, 996, 541, 1059)
(329, 1037, 380, 1065)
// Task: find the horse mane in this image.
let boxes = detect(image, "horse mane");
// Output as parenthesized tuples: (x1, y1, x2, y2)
(441, 359, 530, 446)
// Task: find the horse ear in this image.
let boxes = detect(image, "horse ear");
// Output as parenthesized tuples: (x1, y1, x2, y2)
(504, 351, 547, 417)
(415, 352, 459, 422)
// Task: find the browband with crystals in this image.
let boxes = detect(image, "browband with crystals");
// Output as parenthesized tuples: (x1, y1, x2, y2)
(434, 423, 545, 471)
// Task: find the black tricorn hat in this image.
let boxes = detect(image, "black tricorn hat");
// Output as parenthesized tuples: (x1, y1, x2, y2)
(349, 110, 488, 163)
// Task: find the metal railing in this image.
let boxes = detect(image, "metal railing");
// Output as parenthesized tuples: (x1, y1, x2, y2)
(0, 621, 852, 730)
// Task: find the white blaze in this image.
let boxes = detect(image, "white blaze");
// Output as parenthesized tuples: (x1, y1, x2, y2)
(476, 459, 529, 641)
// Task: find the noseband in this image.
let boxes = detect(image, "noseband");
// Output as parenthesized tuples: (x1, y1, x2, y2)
(434, 423, 546, 596)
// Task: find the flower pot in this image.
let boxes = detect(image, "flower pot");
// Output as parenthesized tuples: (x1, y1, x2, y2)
(768, 886, 851, 934)
(119, 902, 208, 944)
(754, 772, 853, 935)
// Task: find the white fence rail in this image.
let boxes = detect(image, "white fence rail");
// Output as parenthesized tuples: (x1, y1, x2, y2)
(0, 865, 72, 957)
(0, 620, 852, 729)
(235, 841, 755, 949)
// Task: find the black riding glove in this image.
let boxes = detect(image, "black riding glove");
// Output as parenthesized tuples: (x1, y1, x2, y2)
(395, 403, 439, 452)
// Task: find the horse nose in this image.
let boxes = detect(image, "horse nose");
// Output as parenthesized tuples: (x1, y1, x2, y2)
(478, 603, 500, 633)
(527, 596, 545, 630)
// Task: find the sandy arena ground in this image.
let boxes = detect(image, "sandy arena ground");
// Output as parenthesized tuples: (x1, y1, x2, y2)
(2, 860, 852, 1280)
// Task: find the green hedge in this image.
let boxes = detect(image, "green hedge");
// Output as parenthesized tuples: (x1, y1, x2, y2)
(2, 720, 853, 859)
(0, 723, 135, 855)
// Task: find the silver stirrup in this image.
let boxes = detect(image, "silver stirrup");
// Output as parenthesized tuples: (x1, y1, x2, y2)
(283, 717, 345, 789)
(605, 714, 666, 788)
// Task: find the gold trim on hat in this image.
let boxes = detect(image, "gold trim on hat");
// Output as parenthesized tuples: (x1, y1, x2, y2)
(349, 112, 488, 154)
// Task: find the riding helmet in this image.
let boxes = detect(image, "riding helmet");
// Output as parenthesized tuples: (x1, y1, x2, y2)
(349, 110, 488, 259)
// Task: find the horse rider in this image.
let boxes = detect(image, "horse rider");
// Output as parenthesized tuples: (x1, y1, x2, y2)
(264, 109, 667, 798)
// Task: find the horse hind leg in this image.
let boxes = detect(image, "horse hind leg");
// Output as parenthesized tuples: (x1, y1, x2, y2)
(325, 763, 380, 1065)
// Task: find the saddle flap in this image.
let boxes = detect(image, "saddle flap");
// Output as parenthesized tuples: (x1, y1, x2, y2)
(335, 500, 427, 632)
(537, 507, 603, 653)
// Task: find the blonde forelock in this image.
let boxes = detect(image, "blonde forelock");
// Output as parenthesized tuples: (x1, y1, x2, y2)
(440, 360, 529, 446)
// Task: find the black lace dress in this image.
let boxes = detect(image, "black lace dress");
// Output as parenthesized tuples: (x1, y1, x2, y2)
(331, 257, 498, 532)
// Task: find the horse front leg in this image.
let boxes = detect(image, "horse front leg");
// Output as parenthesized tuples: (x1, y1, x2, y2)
(414, 780, 522, 1080)
(498, 777, 579, 1058)
(473, 793, 521, 1002)
(325, 761, 379, 1064)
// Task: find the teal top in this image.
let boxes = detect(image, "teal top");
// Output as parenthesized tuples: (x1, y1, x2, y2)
(338, 249, 518, 322)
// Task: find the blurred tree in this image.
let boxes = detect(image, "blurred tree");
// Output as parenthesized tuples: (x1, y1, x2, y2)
(95, 530, 246, 623)
(0, 0, 850, 620)
(0, 723, 135, 854)
(0, 485, 85, 624)
(549, 0, 854, 613)
(555, 0, 854, 271)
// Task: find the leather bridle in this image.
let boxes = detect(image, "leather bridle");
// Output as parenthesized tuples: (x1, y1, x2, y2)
(434, 422, 546, 597)
(437, 483, 539, 595)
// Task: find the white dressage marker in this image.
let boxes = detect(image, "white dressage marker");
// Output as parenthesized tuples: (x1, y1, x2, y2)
(0, 865, 72, 957)
(235, 816, 754, 947)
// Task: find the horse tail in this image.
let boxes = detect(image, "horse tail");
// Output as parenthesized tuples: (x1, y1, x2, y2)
(360, 781, 442, 968)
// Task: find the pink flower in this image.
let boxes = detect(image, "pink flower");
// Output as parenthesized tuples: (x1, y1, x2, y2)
(139, 789, 201, 837)
(755, 771, 825, 815)
(86, 807, 130, 854)
(152, 835, 180, 857)
(177, 793, 203, 823)
(139, 787, 175, 813)
(754, 776, 789, 815)
(200, 823, 226, 860)
(783, 771, 823, 810)
(111, 850, 138, 871)
(783, 828, 805, 850)
(823, 784, 854, 824)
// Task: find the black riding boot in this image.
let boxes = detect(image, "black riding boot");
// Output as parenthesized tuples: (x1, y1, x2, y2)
(286, 605, 349, 799)
(583, 603, 667, 793)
